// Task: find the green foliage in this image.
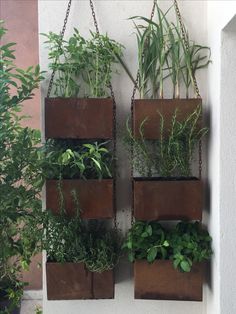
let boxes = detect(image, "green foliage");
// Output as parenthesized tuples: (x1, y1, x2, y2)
(42, 28, 123, 98)
(42, 139, 113, 180)
(43, 207, 122, 273)
(0, 21, 44, 310)
(124, 105, 207, 177)
(122, 3, 210, 98)
(123, 221, 212, 272)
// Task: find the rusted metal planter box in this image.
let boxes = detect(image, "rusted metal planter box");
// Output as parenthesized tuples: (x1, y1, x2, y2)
(133, 178, 203, 221)
(45, 98, 113, 139)
(134, 260, 203, 301)
(46, 179, 114, 219)
(46, 262, 114, 300)
(133, 99, 202, 139)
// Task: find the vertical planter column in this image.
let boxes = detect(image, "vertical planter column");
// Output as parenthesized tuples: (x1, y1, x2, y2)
(44, 97, 116, 300)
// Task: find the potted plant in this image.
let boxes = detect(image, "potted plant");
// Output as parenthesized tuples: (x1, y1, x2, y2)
(0, 21, 44, 313)
(42, 139, 114, 218)
(121, 3, 210, 139)
(125, 106, 207, 220)
(123, 221, 212, 301)
(43, 200, 122, 300)
(43, 29, 123, 139)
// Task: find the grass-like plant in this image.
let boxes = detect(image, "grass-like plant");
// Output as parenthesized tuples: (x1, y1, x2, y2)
(123, 221, 212, 272)
(43, 29, 123, 98)
(42, 139, 113, 180)
(122, 3, 210, 99)
(43, 193, 122, 273)
(124, 105, 207, 177)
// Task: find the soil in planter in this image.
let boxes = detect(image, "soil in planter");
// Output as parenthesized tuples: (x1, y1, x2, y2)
(46, 262, 114, 300)
(134, 260, 203, 301)
(133, 177, 203, 220)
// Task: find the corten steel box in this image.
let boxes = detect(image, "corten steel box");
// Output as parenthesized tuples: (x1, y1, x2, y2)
(134, 260, 203, 301)
(133, 99, 202, 139)
(46, 262, 114, 300)
(133, 178, 203, 221)
(45, 98, 113, 139)
(46, 179, 114, 219)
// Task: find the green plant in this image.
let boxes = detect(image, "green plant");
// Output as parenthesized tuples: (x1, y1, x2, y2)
(43, 29, 123, 98)
(43, 197, 122, 273)
(121, 3, 210, 99)
(124, 105, 207, 177)
(35, 306, 43, 314)
(123, 221, 212, 272)
(0, 21, 44, 311)
(42, 139, 113, 180)
(83, 31, 123, 97)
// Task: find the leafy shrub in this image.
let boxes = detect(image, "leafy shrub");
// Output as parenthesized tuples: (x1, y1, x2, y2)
(123, 221, 212, 272)
(0, 21, 44, 311)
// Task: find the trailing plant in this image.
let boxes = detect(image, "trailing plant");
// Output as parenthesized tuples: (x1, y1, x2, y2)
(123, 221, 212, 272)
(122, 3, 210, 98)
(43, 29, 123, 98)
(0, 21, 44, 311)
(42, 139, 113, 180)
(43, 194, 122, 272)
(124, 105, 208, 177)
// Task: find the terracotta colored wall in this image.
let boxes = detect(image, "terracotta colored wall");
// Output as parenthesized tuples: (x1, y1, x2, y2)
(0, 0, 42, 290)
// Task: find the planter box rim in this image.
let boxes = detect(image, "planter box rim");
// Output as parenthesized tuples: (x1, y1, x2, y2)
(45, 97, 112, 101)
(46, 178, 114, 182)
(133, 176, 200, 182)
(134, 98, 202, 102)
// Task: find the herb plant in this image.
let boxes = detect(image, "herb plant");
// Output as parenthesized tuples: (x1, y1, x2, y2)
(0, 21, 44, 311)
(124, 105, 207, 177)
(42, 140, 113, 180)
(43, 29, 123, 98)
(123, 221, 212, 272)
(43, 199, 122, 273)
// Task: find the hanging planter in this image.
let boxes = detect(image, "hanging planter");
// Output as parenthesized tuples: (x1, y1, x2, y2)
(123, 221, 212, 301)
(46, 262, 114, 300)
(133, 99, 202, 139)
(134, 260, 203, 301)
(133, 177, 203, 220)
(46, 179, 114, 219)
(45, 98, 113, 139)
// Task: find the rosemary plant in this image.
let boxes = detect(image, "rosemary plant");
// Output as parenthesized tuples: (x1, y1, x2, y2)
(124, 105, 208, 177)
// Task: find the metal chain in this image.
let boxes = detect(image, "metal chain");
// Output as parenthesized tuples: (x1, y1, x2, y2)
(173, 0, 201, 99)
(89, 0, 100, 35)
(89, 0, 117, 229)
(173, 0, 203, 179)
(47, 0, 72, 97)
(130, 0, 157, 225)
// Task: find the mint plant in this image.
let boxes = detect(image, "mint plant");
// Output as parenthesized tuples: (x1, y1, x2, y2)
(123, 221, 212, 272)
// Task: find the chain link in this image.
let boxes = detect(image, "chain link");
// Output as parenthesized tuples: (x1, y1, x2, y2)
(47, 0, 72, 98)
(89, 0, 118, 229)
(130, 0, 156, 225)
(173, 0, 203, 179)
(173, 0, 201, 99)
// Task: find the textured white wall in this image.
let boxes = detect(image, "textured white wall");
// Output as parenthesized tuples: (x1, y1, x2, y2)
(38, 1, 208, 313)
(206, 2, 236, 314)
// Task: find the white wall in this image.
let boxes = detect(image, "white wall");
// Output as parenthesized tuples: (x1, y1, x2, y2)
(39, 1, 208, 314)
(206, 2, 236, 314)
